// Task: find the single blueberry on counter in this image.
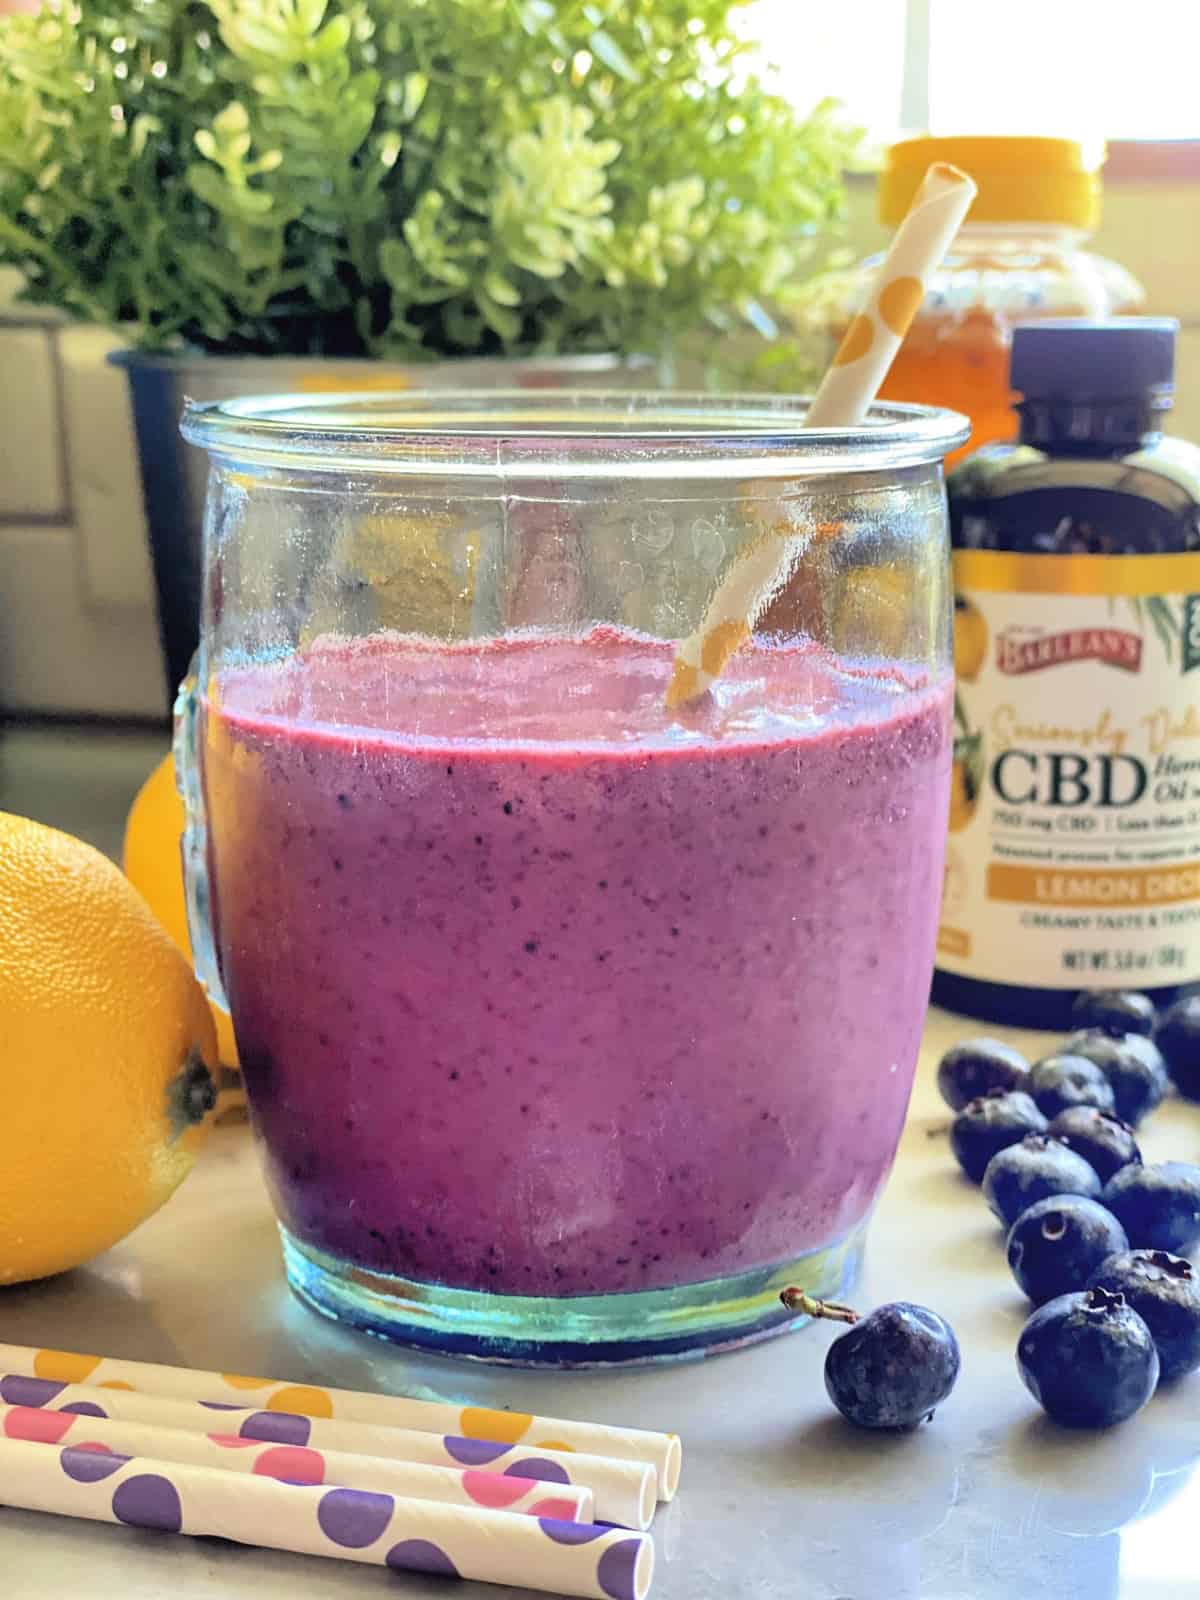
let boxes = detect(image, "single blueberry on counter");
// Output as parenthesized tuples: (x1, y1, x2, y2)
(823, 1302, 960, 1431)
(1088, 1250, 1200, 1384)
(1063, 1029, 1169, 1126)
(1017, 1286, 1160, 1428)
(1047, 1107, 1141, 1185)
(1029, 1053, 1115, 1120)
(1101, 1163, 1200, 1255)
(1006, 1196, 1128, 1304)
(937, 1038, 1030, 1112)
(1071, 989, 1157, 1038)
(950, 1090, 1048, 1183)
(982, 1134, 1101, 1228)
(1156, 994, 1200, 1102)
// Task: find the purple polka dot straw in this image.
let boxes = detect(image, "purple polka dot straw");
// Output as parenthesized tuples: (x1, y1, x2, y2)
(0, 1435, 654, 1598)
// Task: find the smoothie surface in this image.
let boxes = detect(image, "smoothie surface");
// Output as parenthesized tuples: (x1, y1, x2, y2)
(216, 624, 936, 751)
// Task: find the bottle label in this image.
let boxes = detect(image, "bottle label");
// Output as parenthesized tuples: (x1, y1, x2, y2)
(940, 549, 1200, 989)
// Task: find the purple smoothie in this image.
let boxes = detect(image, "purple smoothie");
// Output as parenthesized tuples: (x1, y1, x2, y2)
(203, 628, 951, 1297)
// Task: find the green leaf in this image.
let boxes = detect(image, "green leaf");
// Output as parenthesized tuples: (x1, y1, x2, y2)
(483, 268, 521, 306)
(474, 286, 522, 340)
(185, 239, 244, 289)
(588, 29, 638, 82)
(294, 0, 329, 36)
(1145, 595, 1181, 664)
(518, 0, 555, 33)
(377, 235, 412, 285)
(186, 163, 275, 219)
(401, 70, 428, 122)
(312, 13, 352, 58)
(1146, 594, 1181, 635)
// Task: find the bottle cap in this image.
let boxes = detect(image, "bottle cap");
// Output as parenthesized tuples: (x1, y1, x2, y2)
(879, 136, 1102, 229)
(1011, 318, 1177, 400)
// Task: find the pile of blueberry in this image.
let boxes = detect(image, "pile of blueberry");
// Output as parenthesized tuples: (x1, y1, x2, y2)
(945, 989, 1200, 1428)
(783, 989, 1200, 1433)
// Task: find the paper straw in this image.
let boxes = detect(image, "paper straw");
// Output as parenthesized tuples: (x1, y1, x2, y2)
(0, 1374, 655, 1531)
(0, 1402, 593, 1522)
(805, 162, 976, 427)
(665, 160, 977, 708)
(0, 1435, 653, 1600)
(0, 1342, 679, 1500)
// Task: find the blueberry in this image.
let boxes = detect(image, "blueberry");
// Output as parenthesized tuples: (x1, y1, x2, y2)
(1088, 1250, 1200, 1384)
(1063, 1028, 1169, 1126)
(1017, 1286, 1159, 1427)
(950, 1090, 1048, 1183)
(1047, 1107, 1142, 1185)
(1028, 1053, 1115, 1120)
(1071, 989, 1157, 1038)
(1101, 1163, 1200, 1254)
(1156, 994, 1200, 1102)
(823, 1302, 960, 1430)
(982, 1134, 1101, 1228)
(936, 1038, 1030, 1112)
(1006, 1196, 1128, 1304)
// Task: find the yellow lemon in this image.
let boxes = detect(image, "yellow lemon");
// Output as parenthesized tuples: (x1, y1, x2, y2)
(123, 754, 238, 1068)
(0, 811, 219, 1283)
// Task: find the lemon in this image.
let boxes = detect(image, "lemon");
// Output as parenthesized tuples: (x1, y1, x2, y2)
(0, 811, 218, 1283)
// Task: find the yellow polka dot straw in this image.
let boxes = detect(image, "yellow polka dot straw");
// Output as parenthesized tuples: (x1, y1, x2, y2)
(665, 161, 977, 709)
(0, 1343, 679, 1505)
(804, 162, 976, 428)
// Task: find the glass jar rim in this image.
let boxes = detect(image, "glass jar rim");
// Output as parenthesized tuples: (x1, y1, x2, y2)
(180, 389, 969, 480)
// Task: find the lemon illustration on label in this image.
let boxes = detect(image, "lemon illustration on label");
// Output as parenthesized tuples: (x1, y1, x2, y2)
(953, 593, 988, 682)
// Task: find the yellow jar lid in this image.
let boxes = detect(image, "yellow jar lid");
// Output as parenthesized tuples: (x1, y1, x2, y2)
(879, 136, 1103, 229)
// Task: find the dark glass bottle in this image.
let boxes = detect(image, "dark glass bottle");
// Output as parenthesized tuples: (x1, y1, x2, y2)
(934, 319, 1200, 1029)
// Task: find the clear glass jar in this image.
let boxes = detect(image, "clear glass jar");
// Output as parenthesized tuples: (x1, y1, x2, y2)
(814, 138, 1144, 466)
(178, 391, 967, 1364)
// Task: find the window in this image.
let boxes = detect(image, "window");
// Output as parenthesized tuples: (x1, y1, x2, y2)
(747, 1, 909, 146)
(751, 0, 1200, 145)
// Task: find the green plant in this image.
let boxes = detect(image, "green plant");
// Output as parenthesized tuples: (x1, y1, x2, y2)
(0, 0, 857, 358)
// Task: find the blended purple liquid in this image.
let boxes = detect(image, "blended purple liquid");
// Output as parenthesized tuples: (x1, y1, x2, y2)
(204, 629, 951, 1297)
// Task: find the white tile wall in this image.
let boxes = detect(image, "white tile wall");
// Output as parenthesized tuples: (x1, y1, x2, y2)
(57, 323, 158, 612)
(0, 523, 163, 718)
(0, 325, 65, 518)
(0, 297, 163, 717)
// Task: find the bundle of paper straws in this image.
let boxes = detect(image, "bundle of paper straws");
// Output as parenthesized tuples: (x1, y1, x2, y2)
(0, 1341, 679, 1598)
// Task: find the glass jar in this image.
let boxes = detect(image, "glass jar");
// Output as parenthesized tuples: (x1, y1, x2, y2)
(178, 391, 967, 1364)
(113, 349, 658, 704)
(814, 137, 1144, 466)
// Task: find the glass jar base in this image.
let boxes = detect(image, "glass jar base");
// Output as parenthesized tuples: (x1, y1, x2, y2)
(279, 1224, 867, 1368)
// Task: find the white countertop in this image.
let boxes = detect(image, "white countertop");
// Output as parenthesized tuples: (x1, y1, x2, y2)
(2, 727, 1199, 1598)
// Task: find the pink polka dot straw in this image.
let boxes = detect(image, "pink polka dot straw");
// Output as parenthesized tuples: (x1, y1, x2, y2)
(0, 1400, 594, 1521)
(0, 1434, 654, 1599)
(665, 161, 977, 709)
